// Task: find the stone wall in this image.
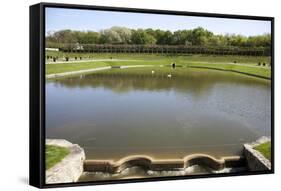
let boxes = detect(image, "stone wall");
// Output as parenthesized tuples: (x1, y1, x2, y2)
(243, 136, 271, 171)
(46, 139, 86, 184)
(83, 154, 245, 173)
(45, 137, 271, 183)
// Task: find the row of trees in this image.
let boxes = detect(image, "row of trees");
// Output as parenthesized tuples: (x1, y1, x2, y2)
(46, 26, 271, 47)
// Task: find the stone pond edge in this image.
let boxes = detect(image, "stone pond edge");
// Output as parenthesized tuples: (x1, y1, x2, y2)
(45, 137, 271, 183)
(243, 136, 271, 171)
(46, 139, 86, 184)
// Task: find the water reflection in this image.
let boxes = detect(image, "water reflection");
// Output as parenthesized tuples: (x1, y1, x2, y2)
(51, 68, 269, 97)
(46, 68, 271, 160)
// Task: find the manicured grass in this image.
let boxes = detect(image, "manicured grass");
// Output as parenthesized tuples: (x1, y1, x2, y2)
(254, 141, 271, 161)
(46, 62, 109, 74)
(187, 63, 271, 79)
(46, 145, 70, 170)
(45, 52, 271, 79)
(47, 61, 270, 79)
(46, 60, 165, 74)
(102, 59, 168, 66)
(88, 65, 270, 83)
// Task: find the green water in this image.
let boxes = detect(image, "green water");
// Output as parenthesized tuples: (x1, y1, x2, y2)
(46, 67, 271, 161)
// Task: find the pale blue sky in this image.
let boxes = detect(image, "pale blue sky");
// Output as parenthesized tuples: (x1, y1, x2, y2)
(46, 7, 271, 36)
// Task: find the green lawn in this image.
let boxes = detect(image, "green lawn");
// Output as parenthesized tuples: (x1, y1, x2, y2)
(45, 52, 271, 79)
(46, 62, 109, 74)
(46, 145, 70, 170)
(46, 51, 271, 64)
(254, 141, 271, 161)
(187, 63, 271, 79)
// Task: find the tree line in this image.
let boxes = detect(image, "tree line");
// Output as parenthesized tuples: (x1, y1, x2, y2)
(46, 26, 271, 48)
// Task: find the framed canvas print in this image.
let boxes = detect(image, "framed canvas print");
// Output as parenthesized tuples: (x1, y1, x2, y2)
(29, 2, 274, 188)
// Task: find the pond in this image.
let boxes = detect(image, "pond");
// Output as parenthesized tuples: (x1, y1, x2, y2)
(46, 67, 271, 161)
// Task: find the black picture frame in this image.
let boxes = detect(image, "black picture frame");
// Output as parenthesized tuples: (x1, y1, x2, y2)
(30, 2, 275, 188)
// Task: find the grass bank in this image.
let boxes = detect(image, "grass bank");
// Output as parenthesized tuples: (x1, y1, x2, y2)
(254, 141, 271, 161)
(45, 53, 271, 79)
(46, 62, 109, 74)
(187, 63, 271, 79)
(46, 145, 70, 170)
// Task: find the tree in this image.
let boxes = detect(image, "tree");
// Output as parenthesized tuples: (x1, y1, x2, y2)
(171, 30, 193, 45)
(74, 31, 100, 44)
(51, 30, 77, 44)
(246, 34, 271, 47)
(100, 29, 122, 44)
(99, 26, 132, 44)
(45, 27, 271, 48)
(155, 30, 173, 45)
(190, 27, 213, 45)
(131, 29, 156, 44)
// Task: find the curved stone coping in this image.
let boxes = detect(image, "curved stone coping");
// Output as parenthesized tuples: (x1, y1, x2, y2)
(84, 154, 244, 173)
(244, 136, 271, 171)
(189, 66, 270, 80)
(46, 139, 86, 184)
(120, 65, 154, 69)
(46, 66, 112, 79)
(46, 65, 161, 79)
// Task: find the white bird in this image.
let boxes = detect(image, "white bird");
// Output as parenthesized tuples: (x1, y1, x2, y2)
(167, 74, 172, 78)
(151, 70, 155, 74)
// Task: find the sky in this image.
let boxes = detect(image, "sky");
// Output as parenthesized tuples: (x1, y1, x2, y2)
(46, 7, 271, 36)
